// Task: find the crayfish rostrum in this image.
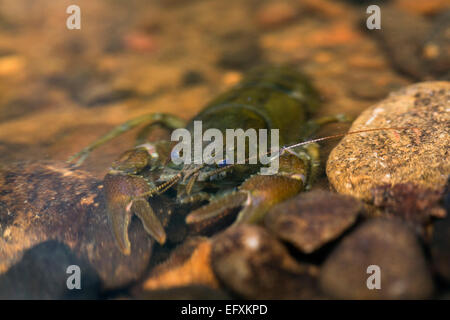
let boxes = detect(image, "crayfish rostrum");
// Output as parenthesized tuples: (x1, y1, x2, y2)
(69, 66, 349, 255)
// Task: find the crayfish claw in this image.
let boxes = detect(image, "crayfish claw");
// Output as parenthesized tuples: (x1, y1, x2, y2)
(132, 199, 166, 245)
(104, 173, 166, 255)
(107, 196, 133, 255)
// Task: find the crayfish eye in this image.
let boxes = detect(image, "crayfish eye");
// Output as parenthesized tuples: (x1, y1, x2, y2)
(217, 159, 229, 167)
(171, 149, 181, 162)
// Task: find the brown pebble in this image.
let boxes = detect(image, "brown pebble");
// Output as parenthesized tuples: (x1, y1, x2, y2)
(421, 10, 450, 77)
(301, 0, 346, 18)
(396, 0, 450, 16)
(211, 225, 321, 299)
(139, 237, 219, 292)
(265, 190, 362, 253)
(372, 182, 446, 228)
(370, 7, 431, 80)
(255, 2, 299, 29)
(320, 219, 434, 299)
(431, 204, 450, 283)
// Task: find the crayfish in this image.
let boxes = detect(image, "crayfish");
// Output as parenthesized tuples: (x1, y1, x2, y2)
(68, 66, 371, 255)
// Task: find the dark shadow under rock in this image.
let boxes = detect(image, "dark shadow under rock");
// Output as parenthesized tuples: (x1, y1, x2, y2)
(0, 240, 100, 299)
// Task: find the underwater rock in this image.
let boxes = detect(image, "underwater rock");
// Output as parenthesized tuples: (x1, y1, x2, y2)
(0, 240, 100, 299)
(327, 81, 450, 201)
(421, 10, 450, 79)
(211, 225, 321, 299)
(432, 215, 450, 283)
(255, 2, 300, 29)
(47, 69, 133, 108)
(180, 70, 205, 87)
(396, 0, 450, 16)
(431, 181, 450, 283)
(123, 31, 158, 53)
(369, 7, 431, 80)
(265, 190, 362, 253)
(320, 218, 434, 299)
(217, 31, 263, 70)
(372, 182, 446, 231)
(370, 7, 449, 80)
(0, 161, 154, 289)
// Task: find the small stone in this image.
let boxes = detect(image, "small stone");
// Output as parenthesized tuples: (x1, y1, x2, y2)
(396, 0, 450, 16)
(307, 22, 361, 47)
(123, 31, 158, 53)
(217, 32, 262, 70)
(222, 71, 242, 87)
(320, 219, 434, 299)
(265, 190, 362, 253)
(138, 237, 219, 291)
(370, 8, 431, 80)
(421, 10, 450, 78)
(431, 181, 450, 283)
(327, 81, 450, 201)
(255, 2, 299, 29)
(0, 55, 25, 76)
(0, 241, 100, 299)
(301, 0, 346, 18)
(211, 225, 321, 299)
(48, 69, 133, 108)
(372, 183, 446, 227)
(180, 70, 205, 87)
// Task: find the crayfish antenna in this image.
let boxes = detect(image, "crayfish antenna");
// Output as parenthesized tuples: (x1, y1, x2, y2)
(282, 126, 418, 153)
(197, 126, 419, 178)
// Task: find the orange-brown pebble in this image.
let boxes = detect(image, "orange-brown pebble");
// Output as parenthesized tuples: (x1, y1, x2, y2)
(255, 2, 299, 29)
(307, 23, 361, 47)
(0, 55, 25, 76)
(396, 0, 450, 16)
(142, 238, 219, 290)
(301, 0, 346, 18)
(123, 32, 158, 52)
(222, 71, 242, 86)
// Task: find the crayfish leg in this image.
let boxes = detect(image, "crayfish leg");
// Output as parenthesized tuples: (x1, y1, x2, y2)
(67, 113, 186, 167)
(185, 192, 248, 224)
(234, 175, 304, 224)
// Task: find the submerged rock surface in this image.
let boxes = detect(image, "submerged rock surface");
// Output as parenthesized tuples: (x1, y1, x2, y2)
(320, 218, 434, 299)
(327, 81, 449, 201)
(0, 161, 154, 289)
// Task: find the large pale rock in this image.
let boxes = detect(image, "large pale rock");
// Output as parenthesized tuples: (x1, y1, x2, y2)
(327, 81, 450, 201)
